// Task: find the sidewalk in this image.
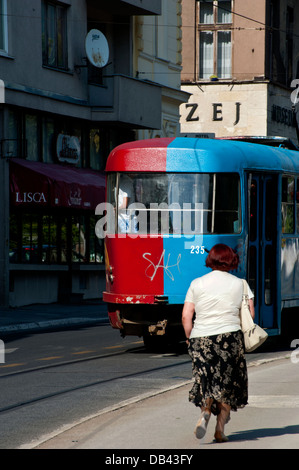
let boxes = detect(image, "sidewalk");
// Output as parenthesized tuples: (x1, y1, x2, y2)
(26, 356, 299, 450)
(0, 299, 108, 336)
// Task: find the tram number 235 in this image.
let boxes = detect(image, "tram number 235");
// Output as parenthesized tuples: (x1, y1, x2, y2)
(190, 245, 205, 255)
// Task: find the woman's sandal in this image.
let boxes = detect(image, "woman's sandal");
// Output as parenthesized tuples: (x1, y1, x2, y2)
(194, 411, 211, 439)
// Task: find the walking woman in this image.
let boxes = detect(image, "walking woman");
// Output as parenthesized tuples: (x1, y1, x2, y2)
(182, 244, 254, 443)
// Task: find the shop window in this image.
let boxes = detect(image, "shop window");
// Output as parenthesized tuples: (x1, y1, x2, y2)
(9, 211, 104, 265)
(281, 176, 295, 233)
(42, 1, 68, 70)
(9, 213, 20, 263)
(42, 215, 58, 262)
(90, 215, 104, 263)
(60, 216, 68, 263)
(72, 215, 86, 262)
(21, 213, 39, 263)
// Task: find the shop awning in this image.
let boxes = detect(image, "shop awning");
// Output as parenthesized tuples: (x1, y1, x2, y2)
(10, 158, 105, 210)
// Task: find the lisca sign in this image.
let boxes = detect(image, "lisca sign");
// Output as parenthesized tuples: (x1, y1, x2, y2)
(15, 192, 47, 204)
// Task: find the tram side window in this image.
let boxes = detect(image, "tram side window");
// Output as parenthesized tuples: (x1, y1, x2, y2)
(109, 172, 241, 235)
(297, 178, 299, 233)
(213, 174, 241, 234)
(281, 176, 295, 233)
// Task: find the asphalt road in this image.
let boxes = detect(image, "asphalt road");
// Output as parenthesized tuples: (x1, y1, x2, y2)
(0, 324, 295, 450)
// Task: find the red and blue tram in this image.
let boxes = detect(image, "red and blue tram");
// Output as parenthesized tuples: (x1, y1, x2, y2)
(100, 137, 299, 347)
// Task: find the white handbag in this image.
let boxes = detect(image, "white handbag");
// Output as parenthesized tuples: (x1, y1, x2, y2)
(240, 280, 268, 352)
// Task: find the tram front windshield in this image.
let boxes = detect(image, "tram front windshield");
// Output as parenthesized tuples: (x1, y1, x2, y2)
(107, 172, 241, 235)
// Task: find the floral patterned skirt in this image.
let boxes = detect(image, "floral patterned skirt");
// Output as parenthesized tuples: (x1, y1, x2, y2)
(188, 330, 248, 414)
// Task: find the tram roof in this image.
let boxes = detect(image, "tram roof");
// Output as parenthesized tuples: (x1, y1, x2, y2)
(105, 137, 299, 174)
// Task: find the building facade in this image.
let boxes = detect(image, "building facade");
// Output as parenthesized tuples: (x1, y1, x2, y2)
(134, 0, 189, 139)
(0, 0, 186, 307)
(180, 0, 299, 142)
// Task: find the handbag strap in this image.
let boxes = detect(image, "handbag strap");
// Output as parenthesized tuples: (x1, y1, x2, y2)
(242, 279, 249, 298)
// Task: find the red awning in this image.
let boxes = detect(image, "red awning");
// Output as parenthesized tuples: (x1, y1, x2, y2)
(10, 159, 105, 210)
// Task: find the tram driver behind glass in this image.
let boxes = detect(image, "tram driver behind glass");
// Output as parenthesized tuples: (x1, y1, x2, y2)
(182, 244, 254, 443)
(117, 175, 137, 233)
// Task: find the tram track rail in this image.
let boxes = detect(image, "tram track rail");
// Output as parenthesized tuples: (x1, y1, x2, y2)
(0, 344, 145, 378)
(0, 346, 190, 416)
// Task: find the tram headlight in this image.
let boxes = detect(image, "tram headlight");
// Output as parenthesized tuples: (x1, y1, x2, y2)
(107, 265, 114, 283)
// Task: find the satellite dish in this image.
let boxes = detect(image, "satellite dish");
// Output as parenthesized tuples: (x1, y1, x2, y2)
(85, 29, 109, 68)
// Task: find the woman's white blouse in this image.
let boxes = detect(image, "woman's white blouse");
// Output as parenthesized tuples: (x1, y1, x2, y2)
(185, 270, 254, 338)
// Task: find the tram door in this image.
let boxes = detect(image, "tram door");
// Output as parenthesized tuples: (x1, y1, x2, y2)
(248, 173, 278, 329)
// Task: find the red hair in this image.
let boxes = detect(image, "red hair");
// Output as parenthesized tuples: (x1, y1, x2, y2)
(205, 244, 239, 271)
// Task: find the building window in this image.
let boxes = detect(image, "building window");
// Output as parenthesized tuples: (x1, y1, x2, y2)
(42, 117, 55, 163)
(25, 114, 40, 161)
(7, 109, 25, 158)
(155, 0, 168, 60)
(0, 0, 8, 54)
(217, 1, 232, 23)
(89, 129, 105, 171)
(42, 1, 68, 70)
(286, 6, 294, 86)
(198, 0, 232, 79)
